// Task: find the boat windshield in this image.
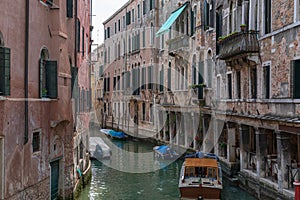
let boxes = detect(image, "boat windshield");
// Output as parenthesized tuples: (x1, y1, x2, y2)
(185, 166, 218, 179)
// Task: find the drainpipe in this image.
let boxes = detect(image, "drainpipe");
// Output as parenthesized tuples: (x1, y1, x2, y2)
(74, 0, 78, 130)
(24, 0, 29, 144)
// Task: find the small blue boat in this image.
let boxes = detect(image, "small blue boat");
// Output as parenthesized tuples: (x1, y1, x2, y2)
(153, 145, 179, 160)
(100, 129, 128, 140)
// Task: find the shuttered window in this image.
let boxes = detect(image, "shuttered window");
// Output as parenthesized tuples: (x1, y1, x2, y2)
(0, 47, 10, 96)
(76, 19, 80, 52)
(66, 0, 73, 18)
(264, 0, 271, 34)
(126, 12, 131, 25)
(204, 0, 209, 30)
(45, 60, 58, 99)
(293, 60, 300, 98)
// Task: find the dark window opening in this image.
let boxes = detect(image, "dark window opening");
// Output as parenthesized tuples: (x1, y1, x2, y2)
(250, 67, 257, 99)
(32, 131, 40, 152)
(263, 65, 270, 99)
(66, 0, 73, 18)
(0, 47, 10, 96)
(236, 71, 241, 99)
(227, 73, 232, 99)
(264, 0, 271, 34)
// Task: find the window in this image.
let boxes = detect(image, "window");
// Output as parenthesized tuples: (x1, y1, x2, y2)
(142, 102, 146, 121)
(82, 27, 84, 56)
(115, 22, 117, 34)
(71, 66, 78, 97)
(263, 65, 270, 99)
(227, 73, 232, 99)
(66, 0, 73, 18)
(107, 27, 110, 38)
(160, 65, 164, 92)
(76, 19, 80, 52)
(126, 11, 131, 25)
(206, 58, 213, 88)
(229, 1, 235, 33)
(132, 9, 135, 23)
(32, 131, 40, 153)
(118, 19, 121, 32)
(0, 40, 10, 96)
(236, 71, 241, 99)
(216, 9, 223, 54)
(143, 0, 146, 15)
(148, 65, 153, 90)
(204, 0, 209, 30)
(149, 0, 154, 10)
(138, 4, 140, 19)
(168, 62, 171, 91)
(292, 60, 300, 98)
(217, 75, 220, 100)
(40, 0, 53, 7)
(250, 67, 257, 99)
(264, 0, 271, 34)
(294, 0, 300, 22)
(142, 27, 145, 47)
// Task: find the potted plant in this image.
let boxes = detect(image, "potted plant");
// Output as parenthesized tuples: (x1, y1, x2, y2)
(240, 24, 247, 32)
(42, 88, 47, 97)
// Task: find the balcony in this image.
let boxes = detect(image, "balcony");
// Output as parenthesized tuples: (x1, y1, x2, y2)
(217, 31, 259, 60)
(167, 35, 190, 54)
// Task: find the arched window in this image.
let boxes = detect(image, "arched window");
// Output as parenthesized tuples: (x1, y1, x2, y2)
(40, 48, 49, 97)
(39, 47, 57, 98)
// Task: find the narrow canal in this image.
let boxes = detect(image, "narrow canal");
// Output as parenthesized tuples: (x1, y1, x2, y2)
(78, 129, 257, 200)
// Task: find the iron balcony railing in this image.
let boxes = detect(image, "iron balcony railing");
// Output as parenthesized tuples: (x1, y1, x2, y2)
(218, 31, 259, 60)
(167, 35, 190, 52)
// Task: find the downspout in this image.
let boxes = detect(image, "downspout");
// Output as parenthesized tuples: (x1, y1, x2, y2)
(74, 0, 78, 130)
(24, 0, 29, 144)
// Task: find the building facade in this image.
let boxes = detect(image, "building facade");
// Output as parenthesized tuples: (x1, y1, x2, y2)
(100, 0, 300, 199)
(0, 0, 91, 199)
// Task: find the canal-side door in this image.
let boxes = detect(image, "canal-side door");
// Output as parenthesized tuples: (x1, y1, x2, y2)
(50, 160, 59, 200)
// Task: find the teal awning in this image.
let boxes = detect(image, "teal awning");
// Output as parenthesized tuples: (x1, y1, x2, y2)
(155, 3, 188, 37)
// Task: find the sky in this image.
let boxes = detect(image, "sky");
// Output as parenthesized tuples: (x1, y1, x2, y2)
(91, 0, 128, 45)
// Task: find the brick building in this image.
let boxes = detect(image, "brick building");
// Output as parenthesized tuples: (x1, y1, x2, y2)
(0, 0, 91, 199)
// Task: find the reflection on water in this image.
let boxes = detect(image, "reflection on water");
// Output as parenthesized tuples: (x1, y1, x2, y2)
(79, 129, 257, 200)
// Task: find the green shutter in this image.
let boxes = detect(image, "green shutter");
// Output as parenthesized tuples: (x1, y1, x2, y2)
(294, 60, 300, 98)
(45, 60, 58, 99)
(66, 0, 73, 18)
(0, 47, 10, 96)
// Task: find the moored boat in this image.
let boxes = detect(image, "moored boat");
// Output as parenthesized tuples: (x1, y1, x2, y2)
(153, 145, 179, 160)
(100, 129, 128, 140)
(178, 152, 222, 199)
(89, 137, 111, 160)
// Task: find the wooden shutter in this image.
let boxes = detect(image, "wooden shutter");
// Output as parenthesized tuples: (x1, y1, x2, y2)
(0, 47, 10, 96)
(66, 0, 73, 18)
(45, 60, 57, 99)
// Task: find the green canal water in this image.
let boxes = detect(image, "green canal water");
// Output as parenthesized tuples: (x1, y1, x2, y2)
(78, 132, 257, 200)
